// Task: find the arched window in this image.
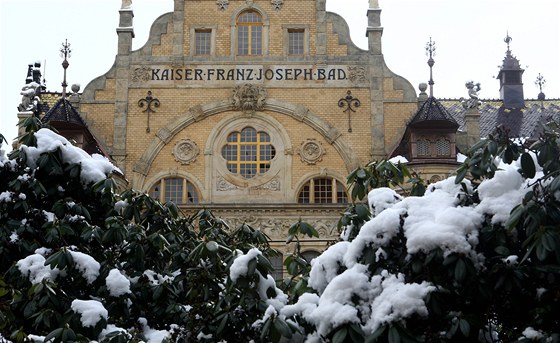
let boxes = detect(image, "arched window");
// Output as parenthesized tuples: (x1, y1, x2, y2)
(297, 177, 348, 204)
(150, 177, 199, 205)
(436, 137, 451, 156)
(237, 10, 263, 55)
(221, 127, 276, 179)
(417, 137, 430, 156)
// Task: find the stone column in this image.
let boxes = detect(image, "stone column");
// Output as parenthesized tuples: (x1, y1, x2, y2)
(112, 6, 135, 172)
(367, 0, 385, 160)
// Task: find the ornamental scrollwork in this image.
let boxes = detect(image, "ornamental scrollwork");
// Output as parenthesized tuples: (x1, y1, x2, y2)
(347, 66, 368, 84)
(232, 84, 268, 113)
(172, 139, 199, 165)
(131, 67, 152, 82)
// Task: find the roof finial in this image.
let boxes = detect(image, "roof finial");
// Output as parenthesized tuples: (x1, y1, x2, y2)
(425, 37, 436, 97)
(60, 39, 71, 98)
(504, 31, 512, 52)
(535, 73, 546, 109)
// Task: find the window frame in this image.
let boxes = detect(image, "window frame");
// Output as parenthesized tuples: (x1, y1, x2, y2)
(236, 10, 263, 56)
(221, 127, 276, 179)
(297, 177, 348, 204)
(150, 177, 199, 205)
(190, 25, 216, 57)
(283, 25, 309, 57)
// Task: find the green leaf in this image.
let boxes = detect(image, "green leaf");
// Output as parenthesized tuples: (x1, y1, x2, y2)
(388, 326, 401, 343)
(332, 327, 348, 343)
(44, 328, 64, 342)
(520, 153, 536, 178)
(459, 319, 470, 337)
(506, 204, 525, 229)
(366, 326, 386, 343)
(454, 258, 467, 282)
(455, 166, 468, 184)
(273, 317, 293, 338)
(549, 175, 560, 192)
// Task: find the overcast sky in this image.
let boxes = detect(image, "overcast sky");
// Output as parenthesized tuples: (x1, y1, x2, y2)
(1, 0, 559, 146)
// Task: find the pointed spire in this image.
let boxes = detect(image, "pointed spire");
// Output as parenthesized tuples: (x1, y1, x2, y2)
(425, 37, 436, 97)
(60, 39, 71, 98)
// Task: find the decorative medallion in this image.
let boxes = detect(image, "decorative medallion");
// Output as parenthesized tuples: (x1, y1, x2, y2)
(131, 67, 152, 82)
(271, 0, 283, 10)
(232, 84, 268, 113)
(299, 139, 325, 165)
(347, 66, 367, 84)
(217, 0, 229, 10)
(172, 139, 199, 165)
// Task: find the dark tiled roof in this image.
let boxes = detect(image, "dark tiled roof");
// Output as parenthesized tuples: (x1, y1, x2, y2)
(440, 99, 560, 138)
(409, 97, 459, 129)
(42, 98, 87, 127)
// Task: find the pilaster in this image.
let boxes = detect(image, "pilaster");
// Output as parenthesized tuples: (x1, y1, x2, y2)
(113, 6, 135, 172)
(316, 0, 327, 59)
(366, 0, 383, 55)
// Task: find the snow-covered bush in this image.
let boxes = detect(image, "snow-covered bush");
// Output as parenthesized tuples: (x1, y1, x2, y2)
(1, 117, 559, 343)
(271, 122, 560, 342)
(0, 119, 283, 342)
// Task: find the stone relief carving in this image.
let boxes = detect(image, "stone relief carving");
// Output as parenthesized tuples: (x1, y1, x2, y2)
(216, 177, 239, 191)
(217, 0, 229, 10)
(131, 67, 152, 82)
(225, 217, 338, 239)
(348, 66, 368, 83)
(271, 0, 284, 10)
(299, 139, 325, 165)
(254, 178, 281, 191)
(172, 139, 199, 165)
(232, 84, 268, 113)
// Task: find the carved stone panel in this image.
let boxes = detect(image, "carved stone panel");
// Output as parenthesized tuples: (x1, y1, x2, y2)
(131, 67, 152, 82)
(299, 139, 325, 165)
(217, 0, 229, 10)
(348, 66, 368, 84)
(172, 139, 199, 165)
(232, 84, 267, 113)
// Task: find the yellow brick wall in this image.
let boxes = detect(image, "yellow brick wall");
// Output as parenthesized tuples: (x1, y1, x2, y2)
(80, 103, 115, 147)
(94, 78, 116, 101)
(326, 21, 347, 56)
(183, 0, 319, 57)
(383, 102, 417, 152)
(152, 22, 174, 56)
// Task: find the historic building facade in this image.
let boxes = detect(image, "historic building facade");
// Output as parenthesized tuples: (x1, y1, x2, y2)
(71, 0, 420, 259)
(16, 0, 559, 275)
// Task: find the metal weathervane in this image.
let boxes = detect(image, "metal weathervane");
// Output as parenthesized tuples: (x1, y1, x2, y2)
(60, 39, 71, 98)
(138, 91, 160, 133)
(425, 37, 436, 97)
(338, 90, 361, 133)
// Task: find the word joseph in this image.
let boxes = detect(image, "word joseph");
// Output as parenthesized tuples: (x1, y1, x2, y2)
(150, 67, 349, 82)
